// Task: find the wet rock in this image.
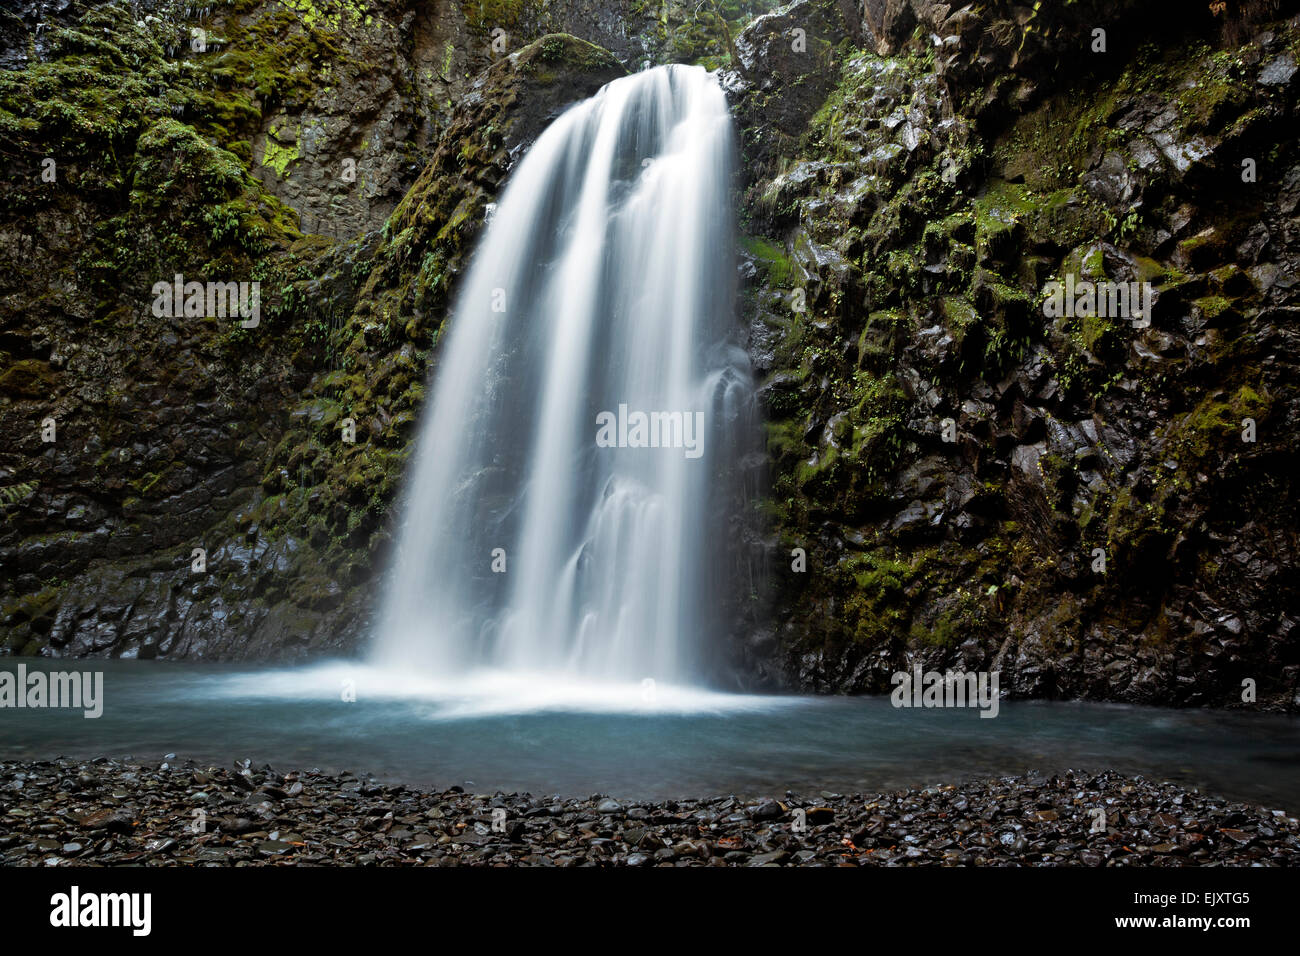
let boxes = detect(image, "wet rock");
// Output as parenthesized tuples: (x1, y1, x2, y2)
(77, 808, 134, 835)
(7, 760, 1293, 867)
(1259, 52, 1297, 86)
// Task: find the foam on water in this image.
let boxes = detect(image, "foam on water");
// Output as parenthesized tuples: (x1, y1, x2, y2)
(187, 662, 795, 719)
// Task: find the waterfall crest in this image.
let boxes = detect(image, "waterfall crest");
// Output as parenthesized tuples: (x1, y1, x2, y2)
(371, 64, 754, 686)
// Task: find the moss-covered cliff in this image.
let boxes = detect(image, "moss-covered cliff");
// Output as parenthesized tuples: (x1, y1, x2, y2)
(731, 0, 1300, 710)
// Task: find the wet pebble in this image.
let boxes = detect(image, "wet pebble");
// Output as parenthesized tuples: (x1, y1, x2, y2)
(0, 759, 1295, 867)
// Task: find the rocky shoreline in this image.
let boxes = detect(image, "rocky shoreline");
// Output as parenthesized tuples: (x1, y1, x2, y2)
(2, 758, 1296, 866)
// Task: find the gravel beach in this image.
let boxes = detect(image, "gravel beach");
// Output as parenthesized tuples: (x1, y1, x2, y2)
(2, 758, 1297, 866)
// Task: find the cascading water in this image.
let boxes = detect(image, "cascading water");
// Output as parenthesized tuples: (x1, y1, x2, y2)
(370, 64, 755, 689)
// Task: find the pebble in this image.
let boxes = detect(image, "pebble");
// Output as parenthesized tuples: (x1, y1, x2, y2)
(0, 758, 1296, 866)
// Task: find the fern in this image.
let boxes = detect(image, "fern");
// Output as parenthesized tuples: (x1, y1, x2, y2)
(0, 481, 38, 510)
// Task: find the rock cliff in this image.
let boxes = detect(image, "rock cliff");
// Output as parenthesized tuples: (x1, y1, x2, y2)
(3, 0, 1298, 712)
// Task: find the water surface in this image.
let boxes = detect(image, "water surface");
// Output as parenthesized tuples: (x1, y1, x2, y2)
(2, 659, 1297, 810)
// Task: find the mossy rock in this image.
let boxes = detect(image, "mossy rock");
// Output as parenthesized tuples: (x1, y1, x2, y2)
(0, 359, 57, 397)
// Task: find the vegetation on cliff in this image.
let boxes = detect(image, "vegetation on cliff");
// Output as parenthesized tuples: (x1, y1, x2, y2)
(735, 0, 1299, 709)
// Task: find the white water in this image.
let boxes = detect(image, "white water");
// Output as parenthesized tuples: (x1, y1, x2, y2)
(195, 662, 790, 719)
(370, 64, 754, 690)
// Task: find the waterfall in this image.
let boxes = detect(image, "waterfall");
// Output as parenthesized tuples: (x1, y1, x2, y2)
(370, 64, 754, 688)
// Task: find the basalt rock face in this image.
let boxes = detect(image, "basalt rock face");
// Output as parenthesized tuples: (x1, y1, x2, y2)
(732, 0, 1300, 709)
(4, 0, 1300, 717)
(725, 0, 863, 188)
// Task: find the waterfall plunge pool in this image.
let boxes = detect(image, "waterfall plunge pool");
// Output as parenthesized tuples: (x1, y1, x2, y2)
(2, 659, 1297, 811)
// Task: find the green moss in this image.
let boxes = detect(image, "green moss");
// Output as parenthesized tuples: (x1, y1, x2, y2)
(740, 235, 794, 286)
(763, 418, 807, 463)
(807, 51, 892, 163)
(846, 372, 907, 478)
(974, 182, 1036, 240)
(1099, 383, 1273, 572)
(1170, 385, 1271, 461)
(460, 0, 531, 30)
(261, 136, 300, 179)
(0, 360, 57, 398)
(912, 601, 974, 650)
(858, 308, 910, 367)
(516, 34, 623, 78)
(1, 583, 62, 627)
(940, 296, 978, 335)
(840, 552, 912, 644)
(281, 0, 370, 32)
(1194, 294, 1233, 320)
